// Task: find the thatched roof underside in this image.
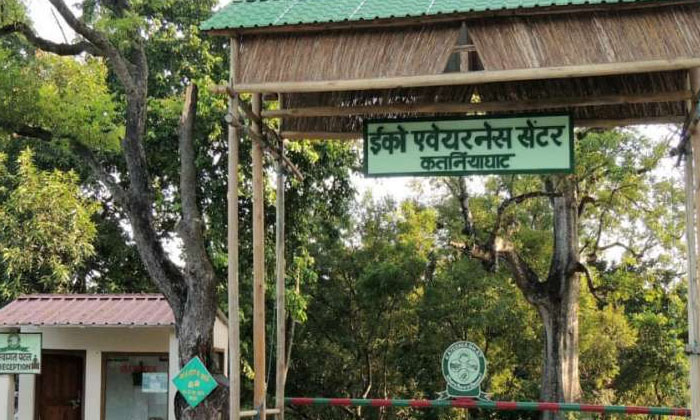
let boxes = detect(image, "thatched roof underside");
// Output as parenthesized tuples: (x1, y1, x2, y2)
(280, 71, 688, 132)
(235, 4, 700, 132)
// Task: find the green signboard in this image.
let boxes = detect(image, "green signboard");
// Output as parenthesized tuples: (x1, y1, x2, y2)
(364, 114, 573, 177)
(0, 332, 42, 374)
(172, 356, 218, 408)
(442, 341, 487, 398)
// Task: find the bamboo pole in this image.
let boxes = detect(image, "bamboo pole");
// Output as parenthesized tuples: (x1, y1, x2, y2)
(275, 94, 286, 420)
(237, 100, 304, 181)
(228, 35, 241, 420)
(688, 67, 700, 420)
(281, 132, 362, 141)
(240, 408, 282, 418)
(225, 57, 700, 94)
(252, 92, 266, 420)
(261, 90, 692, 119)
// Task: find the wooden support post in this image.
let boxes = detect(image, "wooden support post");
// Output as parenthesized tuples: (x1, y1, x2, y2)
(228, 36, 241, 420)
(275, 94, 286, 420)
(688, 67, 700, 420)
(252, 92, 267, 420)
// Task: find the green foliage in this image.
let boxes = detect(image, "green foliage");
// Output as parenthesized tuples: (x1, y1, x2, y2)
(0, 0, 25, 26)
(0, 148, 99, 300)
(0, 48, 123, 151)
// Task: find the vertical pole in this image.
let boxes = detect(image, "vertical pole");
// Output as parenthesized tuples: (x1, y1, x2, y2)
(275, 93, 287, 420)
(252, 92, 267, 419)
(228, 36, 241, 420)
(688, 67, 700, 420)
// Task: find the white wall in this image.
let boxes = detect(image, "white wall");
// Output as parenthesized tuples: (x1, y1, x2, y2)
(0, 374, 14, 420)
(18, 326, 172, 420)
(0, 327, 17, 420)
(168, 331, 178, 420)
(214, 315, 229, 377)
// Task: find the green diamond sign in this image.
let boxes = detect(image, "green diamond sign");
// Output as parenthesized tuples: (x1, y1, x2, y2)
(172, 356, 218, 408)
(442, 341, 487, 398)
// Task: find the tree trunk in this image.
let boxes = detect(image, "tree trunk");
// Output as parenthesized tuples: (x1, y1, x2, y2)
(174, 280, 225, 419)
(539, 177, 582, 419)
(537, 296, 581, 410)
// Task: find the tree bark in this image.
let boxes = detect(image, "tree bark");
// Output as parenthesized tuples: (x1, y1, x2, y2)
(540, 177, 582, 408)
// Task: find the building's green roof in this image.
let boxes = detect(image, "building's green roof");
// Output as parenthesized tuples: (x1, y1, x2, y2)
(201, 0, 657, 31)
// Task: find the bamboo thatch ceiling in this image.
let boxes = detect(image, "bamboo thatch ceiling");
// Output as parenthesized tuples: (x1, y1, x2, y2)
(238, 25, 460, 84)
(469, 5, 700, 70)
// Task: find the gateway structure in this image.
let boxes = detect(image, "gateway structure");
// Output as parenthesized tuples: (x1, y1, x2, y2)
(199, 0, 700, 419)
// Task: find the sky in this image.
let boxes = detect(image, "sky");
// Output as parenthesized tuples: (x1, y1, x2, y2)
(25, 1, 684, 205)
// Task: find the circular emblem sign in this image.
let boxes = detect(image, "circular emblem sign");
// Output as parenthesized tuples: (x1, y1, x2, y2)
(441, 341, 487, 396)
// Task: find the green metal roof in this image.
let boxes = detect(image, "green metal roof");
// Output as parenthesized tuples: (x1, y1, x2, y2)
(201, 0, 658, 31)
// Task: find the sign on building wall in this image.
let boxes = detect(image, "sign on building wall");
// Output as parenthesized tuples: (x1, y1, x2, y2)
(0, 332, 42, 374)
(364, 114, 573, 177)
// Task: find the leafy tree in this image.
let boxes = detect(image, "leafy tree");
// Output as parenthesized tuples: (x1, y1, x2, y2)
(436, 128, 683, 416)
(0, 148, 99, 300)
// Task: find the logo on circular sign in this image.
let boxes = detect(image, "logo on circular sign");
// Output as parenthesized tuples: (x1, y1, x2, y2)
(442, 341, 486, 395)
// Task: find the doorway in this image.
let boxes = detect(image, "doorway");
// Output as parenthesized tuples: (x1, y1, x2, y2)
(36, 352, 84, 420)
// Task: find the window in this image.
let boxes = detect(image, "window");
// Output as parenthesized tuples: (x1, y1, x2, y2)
(103, 354, 169, 420)
(212, 350, 225, 375)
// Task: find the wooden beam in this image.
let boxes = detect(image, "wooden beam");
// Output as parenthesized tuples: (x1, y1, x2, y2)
(252, 92, 266, 420)
(223, 58, 700, 94)
(262, 90, 692, 119)
(281, 131, 362, 140)
(237, 101, 305, 181)
(213, 85, 304, 180)
(227, 36, 241, 420)
(280, 116, 685, 140)
(688, 67, 700, 420)
(275, 95, 286, 420)
(452, 44, 476, 53)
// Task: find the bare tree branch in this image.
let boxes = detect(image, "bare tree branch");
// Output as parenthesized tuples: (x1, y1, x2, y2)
(499, 246, 548, 306)
(488, 190, 561, 248)
(178, 84, 216, 284)
(0, 22, 101, 56)
(576, 262, 606, 305)
(457, 177, 476, 236)
(451, 180, 548, 302)
(596, 241, 648, 260)
(578, 195, 596, 217)
(47, 0, 139, 94)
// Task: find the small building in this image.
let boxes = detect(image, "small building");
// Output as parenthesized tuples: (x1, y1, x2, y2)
(0, 294, 228, 420)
